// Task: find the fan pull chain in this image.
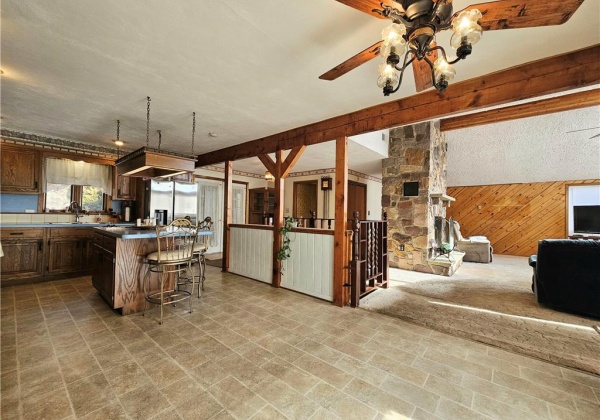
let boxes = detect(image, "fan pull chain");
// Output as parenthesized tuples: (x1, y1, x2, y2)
(191, 112, 196, 156)
(157, 130, 162, 151)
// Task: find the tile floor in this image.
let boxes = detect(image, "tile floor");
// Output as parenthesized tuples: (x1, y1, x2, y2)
(1, 266, 599, 420)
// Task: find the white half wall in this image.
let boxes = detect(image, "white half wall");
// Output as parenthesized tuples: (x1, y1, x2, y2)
(446, 106, 600, 187)
(229, 226, 273, 284)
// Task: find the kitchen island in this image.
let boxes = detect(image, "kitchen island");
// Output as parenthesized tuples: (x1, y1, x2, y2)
(92, 226, 212, 315)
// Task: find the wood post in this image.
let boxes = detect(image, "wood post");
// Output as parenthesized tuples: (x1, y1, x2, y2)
(333, 137, 348, 307)
(222, 161, 233, 272)
(273, 150, 284, 287)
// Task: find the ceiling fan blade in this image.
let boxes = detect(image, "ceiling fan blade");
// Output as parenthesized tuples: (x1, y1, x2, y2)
(333, 0, 391, 19)
(319, 40, 382, 81)
(412, 42, 438, 92)
(461, 0, 585, 31)
(590, 133, 600, 139)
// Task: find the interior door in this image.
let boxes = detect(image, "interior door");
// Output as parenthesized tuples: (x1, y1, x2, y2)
(232, 184, 247, 224)
(348, 181, 367, 220)
(197, 179, 223, 254)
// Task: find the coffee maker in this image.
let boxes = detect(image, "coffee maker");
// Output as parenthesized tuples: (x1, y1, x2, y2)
(154, 209, 168, 226)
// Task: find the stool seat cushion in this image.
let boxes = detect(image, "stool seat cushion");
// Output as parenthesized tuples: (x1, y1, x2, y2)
(146, 247, 192, 263)
(193, 243, 208, 253)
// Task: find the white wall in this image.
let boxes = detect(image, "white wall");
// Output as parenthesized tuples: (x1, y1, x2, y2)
(446, 106, 600, 187)
(349, 129, 389, 158)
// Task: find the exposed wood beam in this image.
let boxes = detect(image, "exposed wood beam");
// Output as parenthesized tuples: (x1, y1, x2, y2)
(196, 45, 600, 166)
(333, 137, 348, 307)
(440, 88, 600, 132)
(257, 154, 276, 175)
(281, 145, 306, 178)
(272, 150, 284, 288)
(222, 161, 233, 273)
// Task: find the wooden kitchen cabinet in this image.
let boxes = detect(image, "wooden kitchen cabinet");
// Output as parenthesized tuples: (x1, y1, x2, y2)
(0, 229, 45, 286)
(92, 242, 116, 306)
(0, 145, 41, 193)
(112, 167, 136, 200)
(46, 228, 95, 275)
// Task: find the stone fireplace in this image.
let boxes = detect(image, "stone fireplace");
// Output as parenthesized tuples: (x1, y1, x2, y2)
(383, 120, 458, 274)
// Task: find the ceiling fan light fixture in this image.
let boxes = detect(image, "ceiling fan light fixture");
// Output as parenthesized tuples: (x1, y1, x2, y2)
(450, 9, 483, 49)
(433, 57, 455, 88)
(377, 63, 399, 88)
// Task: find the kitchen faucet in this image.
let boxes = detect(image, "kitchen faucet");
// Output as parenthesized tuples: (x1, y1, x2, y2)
(68, 201, 82, 222)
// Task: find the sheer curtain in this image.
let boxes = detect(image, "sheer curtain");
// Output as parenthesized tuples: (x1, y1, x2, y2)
(232, 184, 247, 224)
(45, 158, 112, 192)
(197, 180, 222, 251)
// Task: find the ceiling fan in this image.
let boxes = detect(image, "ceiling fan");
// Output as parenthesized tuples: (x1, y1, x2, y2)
(320, 0, 586, 96)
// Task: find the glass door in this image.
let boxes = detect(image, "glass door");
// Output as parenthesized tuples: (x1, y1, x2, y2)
(197, 179, 223, 254)
(232, 184, 247, 224)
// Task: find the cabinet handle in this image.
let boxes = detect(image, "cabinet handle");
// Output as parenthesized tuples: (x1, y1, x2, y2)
(9, 232, 24, 235)
(34, 180, 38, 189)
(38, 240, 43, 251)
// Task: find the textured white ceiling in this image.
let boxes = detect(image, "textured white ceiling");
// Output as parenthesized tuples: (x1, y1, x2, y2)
(1, 0, 599, 157)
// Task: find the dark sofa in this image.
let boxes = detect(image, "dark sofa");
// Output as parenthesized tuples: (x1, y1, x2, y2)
(529, 239, 600, 319)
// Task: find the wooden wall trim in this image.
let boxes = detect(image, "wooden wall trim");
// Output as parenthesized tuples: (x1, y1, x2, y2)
(446, 180, 600, 257)
(229, 224, 274, 231)
(440, 89, 600, 132)
(196, 45, 600, 166)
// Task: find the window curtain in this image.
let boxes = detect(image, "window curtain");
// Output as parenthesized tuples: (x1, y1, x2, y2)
(232, 184, 246, 224)
(45, 158, 112, 193)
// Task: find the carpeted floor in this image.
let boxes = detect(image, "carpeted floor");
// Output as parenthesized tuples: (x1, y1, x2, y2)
(360, 255, 600, 375)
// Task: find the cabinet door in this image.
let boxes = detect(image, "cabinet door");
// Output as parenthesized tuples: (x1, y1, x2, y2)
(0, 147, 40, 193)
(81, 237, 95, 271)
(0, 239, 44, 284)
(92, 244, 115, 307)
(47, 238, 81, 274)
(116, 175, 135, 200)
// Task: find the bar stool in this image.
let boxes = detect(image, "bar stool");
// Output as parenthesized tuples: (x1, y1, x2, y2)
(143, 218, 198, 324)
(193, 217, 213, 295)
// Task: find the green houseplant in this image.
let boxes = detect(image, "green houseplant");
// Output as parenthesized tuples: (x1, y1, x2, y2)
(277, 217, 296, 265)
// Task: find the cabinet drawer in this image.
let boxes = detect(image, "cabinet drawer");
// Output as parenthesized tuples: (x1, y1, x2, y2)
(1, 228, 44, 239)
(49, 228, 92, 238)
(93, 233, 116, 252)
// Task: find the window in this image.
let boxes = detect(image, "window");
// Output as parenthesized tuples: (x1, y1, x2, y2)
(45, 184, 106, 212)
(46, 183, 72, 211)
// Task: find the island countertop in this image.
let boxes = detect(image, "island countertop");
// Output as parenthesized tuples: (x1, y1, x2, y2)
(93, 226, 213, 239)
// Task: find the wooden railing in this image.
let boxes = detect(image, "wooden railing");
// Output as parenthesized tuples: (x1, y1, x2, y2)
(349, 212, 389, 308)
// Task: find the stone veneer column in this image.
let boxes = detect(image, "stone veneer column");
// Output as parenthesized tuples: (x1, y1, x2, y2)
(382, 121, 447, 273)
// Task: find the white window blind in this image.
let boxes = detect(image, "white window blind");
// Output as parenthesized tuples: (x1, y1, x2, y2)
(45, 158, 112, 193)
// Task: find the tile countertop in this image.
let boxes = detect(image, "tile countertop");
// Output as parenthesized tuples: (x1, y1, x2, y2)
(93, 226, 214, 240)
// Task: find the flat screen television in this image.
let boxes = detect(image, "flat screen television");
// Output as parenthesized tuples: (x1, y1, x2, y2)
(573, 205, 600, 234)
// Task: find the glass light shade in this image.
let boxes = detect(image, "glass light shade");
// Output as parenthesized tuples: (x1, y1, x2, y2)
(381, 23, 406, 44)
(264, 171, 274, 182)
(433, 58, 456, 83)
(377, 62, 399, 88)
(114, 140, 124, 146)
(450, 9, 483, 48)
(380, 39, 406, 60)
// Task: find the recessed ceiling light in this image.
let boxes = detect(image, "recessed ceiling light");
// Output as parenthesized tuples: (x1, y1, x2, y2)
(208, 132, 218, 138)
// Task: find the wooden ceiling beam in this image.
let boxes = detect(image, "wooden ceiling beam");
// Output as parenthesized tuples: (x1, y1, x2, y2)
(281, 145, 307, 178)
(196, 45, 600, 166)
(257, 154, 276, 175)
(440, 88, 600, 132)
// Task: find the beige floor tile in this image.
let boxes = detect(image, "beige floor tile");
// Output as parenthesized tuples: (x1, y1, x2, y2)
(471, 393, 537, 420)
(574, 398, 600, 420)
(118, 383, 171, 420)
(519, 366, 598, 402)
(66, 372, 117, 417)
(208, 376, 266, 419)
(1, 393, 21, 420)
(19, 361, 64, 399)
(334, 355, 387, 387)
(16, 342, 55, 368)
(368, 354, 429, 386)
(293, 354, 353, 390)
(105, 361, 152, 395)
(92, 341, 133, 371)
(147, 407, 183, 420)
(249, 404, 288, 420)
(58, 347, 102, 383)
(461, 372, 550, 418)
(411, 356, 464, 385)
(256, 336, 305, 363)
(465, 351, 520, 376)
(261, 356, 320, 394)
(21, 387, 73, 420)
(295, 338, 343, 365)
(424, 375, 473, 408)
(255, 379, 320, 420)
(189, 360, 229, 389)
(423, 348, 493, 381)
(380, 374, 440, 414)
(169, 342, 209, 370)
(139, 352, 187, 388)
(435, 397, 488, 420)
(344, 378, 415, 417)
(216, 353, 275, 392)
(310, 407, 342, 420)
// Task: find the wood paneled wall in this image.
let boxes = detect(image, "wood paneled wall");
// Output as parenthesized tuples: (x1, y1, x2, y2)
(446, 180, 600, 257)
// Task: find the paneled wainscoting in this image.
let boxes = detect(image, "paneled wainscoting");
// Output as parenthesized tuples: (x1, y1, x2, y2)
(229, 225, 273, 284)
(447, 180, 599, 257)
(281, 231, 334, 302)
